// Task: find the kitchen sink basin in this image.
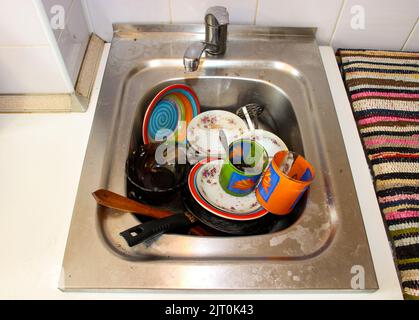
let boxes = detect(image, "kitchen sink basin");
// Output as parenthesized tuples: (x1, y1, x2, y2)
(61, 25, 378, 290)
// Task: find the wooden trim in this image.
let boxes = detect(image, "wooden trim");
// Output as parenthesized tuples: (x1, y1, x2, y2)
(0, 94, 73, 113)
(76, 34, 105, 100)
(0, 33, 105, 113)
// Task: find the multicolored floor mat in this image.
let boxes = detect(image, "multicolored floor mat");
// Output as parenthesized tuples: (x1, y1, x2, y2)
(337, 49, 419, 299)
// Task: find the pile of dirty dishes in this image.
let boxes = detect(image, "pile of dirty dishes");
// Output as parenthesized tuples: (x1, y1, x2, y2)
(138, 83, 315, 218)
(120, 83, 315, 246)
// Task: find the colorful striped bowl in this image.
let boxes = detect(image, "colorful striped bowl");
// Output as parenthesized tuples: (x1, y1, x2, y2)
(143, 84, 200, 144)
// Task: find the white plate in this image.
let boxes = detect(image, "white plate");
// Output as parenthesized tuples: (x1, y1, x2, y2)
(187, 110, 248, 158)
(241, 129, 288, 157)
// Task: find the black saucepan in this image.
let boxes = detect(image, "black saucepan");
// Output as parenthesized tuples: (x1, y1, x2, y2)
(126, 143, 190, 205)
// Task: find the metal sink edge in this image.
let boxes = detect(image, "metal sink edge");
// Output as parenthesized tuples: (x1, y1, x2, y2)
(60, 24, 378, 291)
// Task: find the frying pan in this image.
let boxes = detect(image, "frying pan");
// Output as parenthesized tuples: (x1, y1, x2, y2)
(120, 184, 305, 247)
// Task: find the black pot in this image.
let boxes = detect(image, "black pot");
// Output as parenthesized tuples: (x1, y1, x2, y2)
(126, 143, 190, 205)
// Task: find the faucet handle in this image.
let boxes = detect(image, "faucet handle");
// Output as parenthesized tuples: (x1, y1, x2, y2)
(205, 6, 229, 26)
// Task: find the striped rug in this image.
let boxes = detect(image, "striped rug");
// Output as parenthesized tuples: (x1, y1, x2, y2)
(337, 49, 419, 300)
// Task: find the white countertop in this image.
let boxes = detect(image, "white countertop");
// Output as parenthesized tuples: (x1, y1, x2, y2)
(0, 45, 402, 299)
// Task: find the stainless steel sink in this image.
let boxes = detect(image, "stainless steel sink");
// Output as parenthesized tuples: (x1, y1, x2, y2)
(60, 25, 378, 291)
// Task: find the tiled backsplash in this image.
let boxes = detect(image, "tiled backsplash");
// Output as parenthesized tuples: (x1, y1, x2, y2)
(85, 0, 170, 43)
(0, 0, 74, 94)
(256, 0, 344, 45)
(171, 0, 257, 24)
(331, 0, 419, 50)
(83, 0, 418, 51)
(1, 0, 418, 96)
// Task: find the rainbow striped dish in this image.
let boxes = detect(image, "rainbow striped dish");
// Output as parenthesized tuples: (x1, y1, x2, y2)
(143, 84, 200, 144)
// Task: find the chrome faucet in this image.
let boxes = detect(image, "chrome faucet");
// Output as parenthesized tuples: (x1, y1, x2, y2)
(183, 6, 229, 72)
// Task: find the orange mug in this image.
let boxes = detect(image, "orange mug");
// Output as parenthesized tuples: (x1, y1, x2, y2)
(256, 151, 315, 215)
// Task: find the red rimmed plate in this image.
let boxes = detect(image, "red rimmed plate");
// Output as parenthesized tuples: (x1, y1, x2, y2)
(188, 158, 268, 221)
(143, 84, 200, 144)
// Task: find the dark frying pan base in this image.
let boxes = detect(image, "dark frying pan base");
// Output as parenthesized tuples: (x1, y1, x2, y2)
(181, 185, 305, 236)
(126, 178, 306, 236)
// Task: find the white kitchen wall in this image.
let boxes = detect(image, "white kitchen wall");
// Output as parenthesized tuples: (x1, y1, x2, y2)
(171, 0, 257, 24)
(84, 0, 418, 51)
(1, 0, 417, 95)
(85, 0, 170, 43)
(0, 0, 73, 94)
(331, 0, 419, 50)
(256, 0, 344, 45)
(42, 0, 91, 85)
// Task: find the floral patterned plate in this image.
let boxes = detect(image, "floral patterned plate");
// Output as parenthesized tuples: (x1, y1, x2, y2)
(186, 110, 248, 158)
(188, 158, 268, 221)
(241, 129, 288, 158)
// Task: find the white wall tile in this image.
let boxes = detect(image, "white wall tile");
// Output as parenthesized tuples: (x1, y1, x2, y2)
(57, 0, 91, 84)
(331, 0, 419, 50)
(0, 46, 72, 94)
(256, 0, 343, 45)
(42, 0, 74, 40)
(85, 0, 170, 42)
(403, 20, 419, 52)
(171, 0, 257, 24)
(0, 0, 50, 46)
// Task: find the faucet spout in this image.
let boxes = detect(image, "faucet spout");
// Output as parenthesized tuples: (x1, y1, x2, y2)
(183, 6, 229, 72)
(183, 42, 208, 72)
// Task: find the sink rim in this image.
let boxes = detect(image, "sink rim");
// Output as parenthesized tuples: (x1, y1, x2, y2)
(60, 24, 378, 291)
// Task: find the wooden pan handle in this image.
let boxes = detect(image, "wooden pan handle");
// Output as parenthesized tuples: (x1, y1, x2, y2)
(92, 189, 209, 236)
(93, 189, 173, 219)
